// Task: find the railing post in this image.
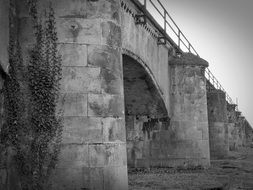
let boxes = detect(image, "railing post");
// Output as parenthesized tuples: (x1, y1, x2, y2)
(188, 43, 191, 53)
(144, 0, 147, 9)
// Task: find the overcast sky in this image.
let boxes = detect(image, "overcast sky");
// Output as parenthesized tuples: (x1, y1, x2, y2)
(152, 0, 253, 127)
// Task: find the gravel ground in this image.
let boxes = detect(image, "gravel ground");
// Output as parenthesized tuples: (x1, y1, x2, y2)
(128, 147, 253, 190)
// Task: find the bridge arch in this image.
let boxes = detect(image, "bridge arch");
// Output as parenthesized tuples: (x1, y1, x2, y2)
(122, 52, 170, 168)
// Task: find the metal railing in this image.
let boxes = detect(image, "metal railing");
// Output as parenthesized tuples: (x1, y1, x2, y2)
(136, 0, 198, 56)
(205, 68, 235, 105)
(132, 0, 237, 106)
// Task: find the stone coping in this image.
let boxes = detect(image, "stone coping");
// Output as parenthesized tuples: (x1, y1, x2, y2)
(169, 53, 209, 67)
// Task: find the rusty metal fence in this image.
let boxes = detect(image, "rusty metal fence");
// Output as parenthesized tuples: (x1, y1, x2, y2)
(132, 0, 237, 106)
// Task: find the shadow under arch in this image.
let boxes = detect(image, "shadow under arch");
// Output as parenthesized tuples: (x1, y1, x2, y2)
(122, 52, 170, 168)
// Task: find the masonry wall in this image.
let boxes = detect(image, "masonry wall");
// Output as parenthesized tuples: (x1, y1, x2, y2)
(17, 0, 128, 189)
(207, 90, 229, 159)
(227, 104, 238, 150)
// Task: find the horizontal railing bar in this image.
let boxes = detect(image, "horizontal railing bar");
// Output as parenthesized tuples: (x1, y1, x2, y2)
(149, 0, 164, 18)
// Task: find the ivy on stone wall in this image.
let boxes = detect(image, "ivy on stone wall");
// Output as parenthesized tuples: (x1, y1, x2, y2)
(26, 0, 63, 189)
(0, 0, 63, 189)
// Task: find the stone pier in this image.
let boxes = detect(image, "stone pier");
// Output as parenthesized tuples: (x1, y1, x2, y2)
(169, 53, 210, 167)
(17, 0, 128, 189)
(227, 104, 238, 150)
(207, 90, 229, 159)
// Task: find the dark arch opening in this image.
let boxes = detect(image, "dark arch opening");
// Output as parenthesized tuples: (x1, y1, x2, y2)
(123, 54, 170, 168)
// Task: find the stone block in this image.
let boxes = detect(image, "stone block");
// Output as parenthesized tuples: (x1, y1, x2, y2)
(59, 43, 87, 67)
(52, 0, 120, 24)
(62, 116, 103, 144)
(89, 143, 127, 167)
(51, 0, 87, 18)
(57, 144, 89, 168)
(61, 66, 101, 93)
(88, 45, 122, 75)
(88, 94, 124, 117)
(102, 117, 126, 142)
(101, 21, 121, 47)
(51, 167, 88, 190)
(103, 166, 128, 190)
(88, 45, 123, 95)
(56, 18, 102, 44)
(0, 169, 7, 189)
(58, 93, 87, 116)
(197, 122, 209, 140)
(88, 167, 104, 190)
(86, 0, 120, 23)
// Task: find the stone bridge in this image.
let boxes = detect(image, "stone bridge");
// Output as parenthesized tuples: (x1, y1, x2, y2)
(0, 0, 252, 190)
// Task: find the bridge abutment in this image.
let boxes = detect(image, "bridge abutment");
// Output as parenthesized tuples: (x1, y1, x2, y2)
(169, 53, 210, 167)
(207, 90, 229, 159)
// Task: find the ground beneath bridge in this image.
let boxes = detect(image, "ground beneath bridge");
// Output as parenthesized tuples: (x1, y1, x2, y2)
(128, 146, 253, 190)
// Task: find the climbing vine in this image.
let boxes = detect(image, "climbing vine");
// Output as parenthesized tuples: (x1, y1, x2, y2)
(26, 0, 63, 189)
(0, 0, 63, 189)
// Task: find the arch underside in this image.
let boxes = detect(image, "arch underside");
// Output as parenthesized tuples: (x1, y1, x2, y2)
(123, 54, 170, 168)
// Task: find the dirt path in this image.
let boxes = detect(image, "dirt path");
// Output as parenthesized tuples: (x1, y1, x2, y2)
(128, 147, 253, 190)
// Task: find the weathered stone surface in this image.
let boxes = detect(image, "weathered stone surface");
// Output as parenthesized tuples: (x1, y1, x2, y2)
(89, 143, 127, 167)
(59, 43, 88, 67)
(103, 166, 128, 190)
(51, 167, 88, 190)
(62, 116, 103, 144)
(62, 116, 126, 144)
(226, 104, 238, 150)
(50, 0, 121, 23)
(58, 144, 89, 168)
(168, 54, 210, 167)
(101, 21, 121, 47)
(56, 18, 102, 44)
(88, 45, 123, 95)
(61, 66, 101, 93)
(170, 53, 209, 67)
(207, 90, 229, 159)
(58, 93, 88, 117)
(88, 94, 124, 117)
(102, 117, 126, 142)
